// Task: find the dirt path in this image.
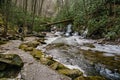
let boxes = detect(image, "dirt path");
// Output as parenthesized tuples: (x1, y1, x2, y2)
(0, 37, 71, 80)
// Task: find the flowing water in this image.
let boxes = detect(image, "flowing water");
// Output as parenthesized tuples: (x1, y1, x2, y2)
(37, 31, 120, 80)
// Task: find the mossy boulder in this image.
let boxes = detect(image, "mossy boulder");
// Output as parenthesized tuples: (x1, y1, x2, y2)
(31, 49, 44, 59)
(24, 47, 33, 51)
(58, 69, 83, 79)
(0, 54, 23, 67)
(19, 44, 33, 51)
(19, 40, 40, 51)
(50, 62, 67, 70)
(19, 44, 28, 51)
(40, 57, 54, 66)
(0, 54, 23, 78)
(19, 41, 39, 51)
(74, 76, 106, 80)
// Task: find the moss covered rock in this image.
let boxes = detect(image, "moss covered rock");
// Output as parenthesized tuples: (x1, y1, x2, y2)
(19, 44, 28, 51)
(74, 76, 106, 80)
(58, 69, 83, 79)
(19, 40, 40, 51)
(24, 47, 33, 51)
(0, 54, 23, 78)
(31, 49, 44, 59)
(50, 62, 67, 70)
(40, 57, 54, 66)
(0, 54, 23, 67)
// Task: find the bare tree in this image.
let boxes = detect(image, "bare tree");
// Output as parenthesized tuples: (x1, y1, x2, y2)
(2, 0, 11, 37)
(38, 0, 44, 15)
(30, 0, 37, 33)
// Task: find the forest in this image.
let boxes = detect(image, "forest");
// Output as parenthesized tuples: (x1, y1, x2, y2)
(0, 0, 120, 80)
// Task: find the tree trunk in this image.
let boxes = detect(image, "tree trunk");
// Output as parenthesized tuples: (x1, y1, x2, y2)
(2, 0, 11, 37)
(38, 0, 44, 15)
(31, 0, 37, 33)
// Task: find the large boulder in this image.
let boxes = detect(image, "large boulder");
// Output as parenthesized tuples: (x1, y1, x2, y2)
(0, 54, 23, 78)
(0, 54, 23, 67)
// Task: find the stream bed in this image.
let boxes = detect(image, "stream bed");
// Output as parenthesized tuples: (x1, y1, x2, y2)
(37, 32, 120, 80)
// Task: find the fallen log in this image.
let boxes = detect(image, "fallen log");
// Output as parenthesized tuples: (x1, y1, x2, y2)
(41, 19, 73, 26)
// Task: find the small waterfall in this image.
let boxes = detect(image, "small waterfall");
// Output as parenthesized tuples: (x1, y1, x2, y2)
(65, 24, 72, 37)
(81, 29, 88, 38)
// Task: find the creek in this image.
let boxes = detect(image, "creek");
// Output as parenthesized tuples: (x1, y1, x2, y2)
(37, 27, 120, 80)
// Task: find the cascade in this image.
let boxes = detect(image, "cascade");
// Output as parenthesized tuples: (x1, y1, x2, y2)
(65, 24, 72, 37)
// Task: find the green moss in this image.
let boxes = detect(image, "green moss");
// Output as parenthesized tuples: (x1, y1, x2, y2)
(19, 44, 28, 51)
(19, 40, 40, 51)
(40, 57, 55, 66)
(58, 69, 83, 79)
(50, 62, 67, 70)
(75, 76, 106, 80)
(19, 44, 34, 52)
(20, 40, 39, 47)
(31, 49, 44, 59)
(24, 47, 33, 51)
